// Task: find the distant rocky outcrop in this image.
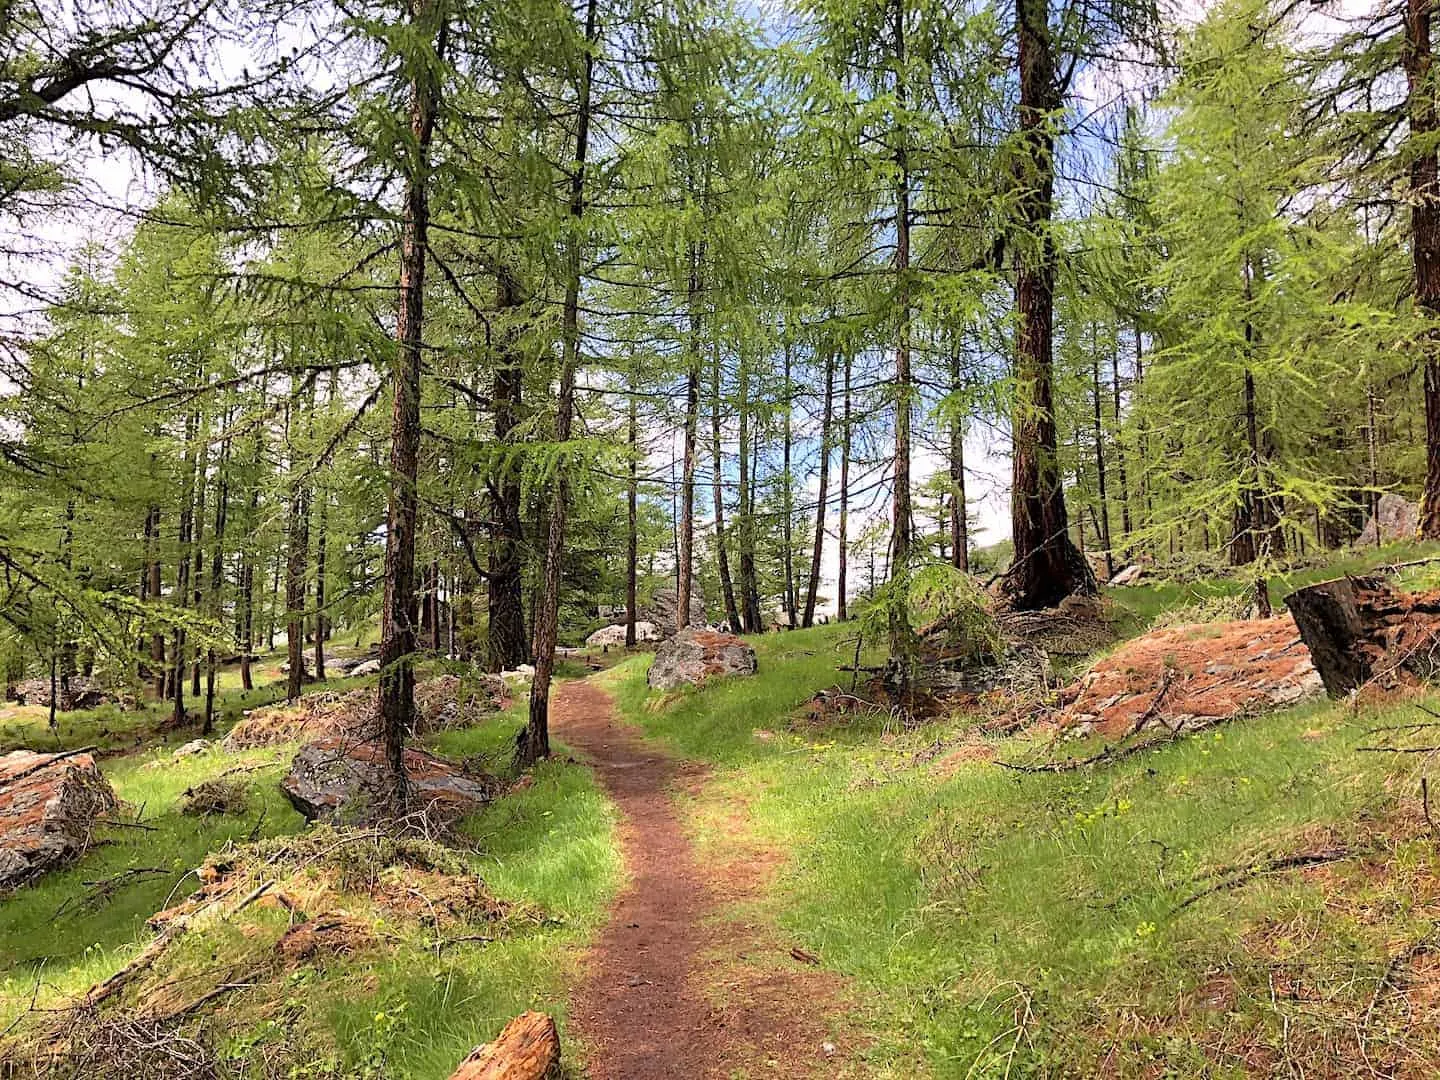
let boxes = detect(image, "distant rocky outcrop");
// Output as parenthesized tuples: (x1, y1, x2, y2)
(0, 749, 118, 888)
(281, 738, 495, 825)
(646, 628, 757, 691)
(1357, 493, 1420, 547)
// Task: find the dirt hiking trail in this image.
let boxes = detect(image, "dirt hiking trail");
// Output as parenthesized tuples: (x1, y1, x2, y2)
(551, 678, 851, 1080)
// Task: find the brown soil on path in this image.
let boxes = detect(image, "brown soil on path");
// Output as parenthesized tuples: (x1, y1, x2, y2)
(551, 679, 852, 1080)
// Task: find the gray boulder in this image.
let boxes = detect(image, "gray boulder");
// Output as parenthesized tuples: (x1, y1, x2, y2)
(280, 737, 494, 825)
(586, 621, 661, 648)
(1357, 493, 1420, 547)
(646, 628, 758, 691)
(347, 658, 382, 678)
(0, 750, 118, 888)
(646, 582, 707, 633)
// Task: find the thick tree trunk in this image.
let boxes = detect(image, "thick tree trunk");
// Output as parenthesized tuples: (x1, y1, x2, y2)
(1408, 0, 1440, 538)
(379, 0, 443, 805)
(488, 264, 530, 672)
(521, 0, 597, 768)
(1000, 0, 1093, 610)
(803, 351, 834, 627)
(838, 351, 851, 622)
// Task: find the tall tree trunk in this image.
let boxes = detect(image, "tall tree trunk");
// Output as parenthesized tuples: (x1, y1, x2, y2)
(1111, 346, 1130, 546)
(626, 372, 639, 646)
(948, 343, 968, 572)
(711, 346, 741, 633)
(1001, 0, 1093, 610)
(145, 506, 165, 695)
(379, 0, 444, 804)
(782, 344, 797, 629)
(172, 411, 199, 727)
(314, 473, 328, 683)
(803, 350, 834, 627)
(488, 264, 530, 671)
(677, 244, 702, 632)
(838, 351, 851, 622)
(1408, 0, 1440, 538)
(285, 400, 311, 703)
(203, 423, 230, 735)
(1091, 341, 1113, 581)
(521, 0, 597, 767)
(888, 0, 917, 676)
(190, 430, 208, 700)
(737, 350, 760, 632)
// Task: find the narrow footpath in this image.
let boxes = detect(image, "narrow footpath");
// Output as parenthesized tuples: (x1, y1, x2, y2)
(550, 678, 849, 1080)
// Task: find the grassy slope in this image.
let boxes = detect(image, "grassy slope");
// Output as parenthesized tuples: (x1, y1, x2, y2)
(611, 545, 1440, 1077)
(0, 688, 619, 1078)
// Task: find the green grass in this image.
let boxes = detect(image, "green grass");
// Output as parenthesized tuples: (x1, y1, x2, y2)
(1108, 538, 1440, 633)
(612, 613, 1440, 1076)
(0, 742, 304, 1019)
(1, 680, 620, 1080)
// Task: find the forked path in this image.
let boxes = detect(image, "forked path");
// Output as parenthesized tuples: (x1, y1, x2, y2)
(551, 679, 847, 1080)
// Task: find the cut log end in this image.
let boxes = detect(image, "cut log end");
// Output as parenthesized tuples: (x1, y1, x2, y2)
(448, 1011, 560, 1080)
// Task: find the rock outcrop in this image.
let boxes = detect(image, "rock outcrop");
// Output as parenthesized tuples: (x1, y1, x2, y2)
(585, 621, 661, 648)
(646, 628, 757, 691)
(0, 749, 118, 888)
(1056, 616, 1323, 739)
(280, 738, 495, 824)
(1357, 493, 1420, 547)
(223, 674, 505, 751)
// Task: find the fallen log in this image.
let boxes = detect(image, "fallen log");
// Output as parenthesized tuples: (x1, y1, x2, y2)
(448, 1011, 560, 1080)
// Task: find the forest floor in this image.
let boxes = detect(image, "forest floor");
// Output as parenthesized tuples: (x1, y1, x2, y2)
(13, 542, 1440, 1077)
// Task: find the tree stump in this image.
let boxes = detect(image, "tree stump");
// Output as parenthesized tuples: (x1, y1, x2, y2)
(448, 1011, 561, 1080)
(1284, 576, 1380, 696)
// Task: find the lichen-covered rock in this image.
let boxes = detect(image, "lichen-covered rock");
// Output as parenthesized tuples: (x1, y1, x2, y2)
(646, 628, 757, 691)
(585, 622, 661, 648)
(173, 738, 212, 758)
(645, 583, 707, 633)
(347, 659, 381, 678)
(0, 750, 118, 888)
(1357, 493, 1420, 547)
(224, 675, 505, 751)
(281, 737, 495, 824)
